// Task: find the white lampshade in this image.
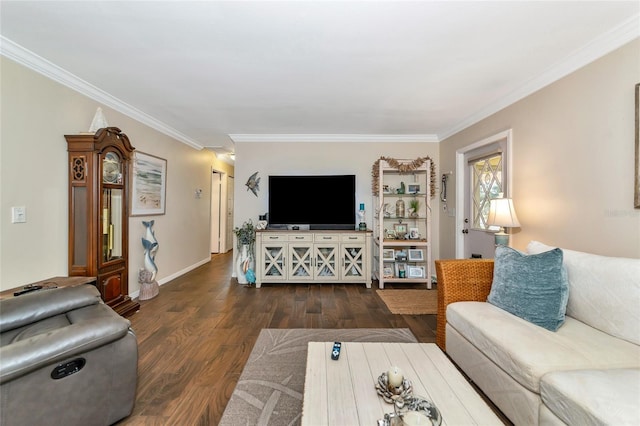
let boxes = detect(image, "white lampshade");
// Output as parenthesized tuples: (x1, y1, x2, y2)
(487, 197, 520, 228)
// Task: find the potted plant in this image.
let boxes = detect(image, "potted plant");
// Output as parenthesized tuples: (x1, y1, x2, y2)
(409, 199, 420, 218)
(233, 220, 256, 284)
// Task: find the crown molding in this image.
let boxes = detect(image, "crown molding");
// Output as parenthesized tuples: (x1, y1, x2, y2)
(229, 134, 439, 143)
(0, 36, 204, 150)
(439, 13, 640, 141)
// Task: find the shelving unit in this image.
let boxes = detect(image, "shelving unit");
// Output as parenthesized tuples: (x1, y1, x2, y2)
(373, 159, 432, 289)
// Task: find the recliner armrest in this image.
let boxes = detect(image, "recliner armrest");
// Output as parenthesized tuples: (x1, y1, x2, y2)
(0, 285, 101, 333)
(0, 303, 132, 383)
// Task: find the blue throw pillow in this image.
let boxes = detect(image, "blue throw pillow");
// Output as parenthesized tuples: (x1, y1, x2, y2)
(487, 245, 569, 331)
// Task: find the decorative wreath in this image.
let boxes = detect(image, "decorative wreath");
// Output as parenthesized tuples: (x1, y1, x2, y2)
(372, 156, 437, 198)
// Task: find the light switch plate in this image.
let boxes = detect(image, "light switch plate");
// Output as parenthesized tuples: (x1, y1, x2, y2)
(11, 206, 26, 223)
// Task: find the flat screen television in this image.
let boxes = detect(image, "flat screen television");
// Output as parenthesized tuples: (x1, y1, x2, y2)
(268, 175, 356, 230)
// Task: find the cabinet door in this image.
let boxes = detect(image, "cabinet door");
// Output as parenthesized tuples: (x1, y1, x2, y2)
(260, 244, 287, 280)
(288, 243, 313, 281)
(99, 269, 126, 306)
(314, 244, 338, 280)
(341, 244, 366, 281)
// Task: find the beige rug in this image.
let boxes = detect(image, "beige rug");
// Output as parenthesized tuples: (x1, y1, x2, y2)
(377, 289, 438, 314)
(220, 328, 417, 425)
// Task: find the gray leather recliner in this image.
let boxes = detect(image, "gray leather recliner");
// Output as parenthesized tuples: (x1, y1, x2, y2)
(0, 285, 138, 425)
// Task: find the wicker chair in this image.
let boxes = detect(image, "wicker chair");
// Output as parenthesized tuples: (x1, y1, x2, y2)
(435, 259, 494, 351)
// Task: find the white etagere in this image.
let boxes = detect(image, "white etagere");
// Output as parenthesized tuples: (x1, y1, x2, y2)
(373, 159, 432, 289)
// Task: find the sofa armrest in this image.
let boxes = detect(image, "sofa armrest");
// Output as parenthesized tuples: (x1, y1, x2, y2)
(435, 259, 494, 351)
(0, 285, 101, 333)
(0, 303, 132, 383)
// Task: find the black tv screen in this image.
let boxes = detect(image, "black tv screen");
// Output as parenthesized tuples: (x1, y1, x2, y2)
(268, 175, 356, 230)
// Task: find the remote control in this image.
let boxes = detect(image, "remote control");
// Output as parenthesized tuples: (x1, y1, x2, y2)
(331, 342, 342, 360)
(13, 285, 43, 296)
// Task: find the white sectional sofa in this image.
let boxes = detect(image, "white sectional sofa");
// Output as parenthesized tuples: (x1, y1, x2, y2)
(435, 241, 640, 425)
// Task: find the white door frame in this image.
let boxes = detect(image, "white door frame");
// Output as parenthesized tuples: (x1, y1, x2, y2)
(455, 129, 513, 258)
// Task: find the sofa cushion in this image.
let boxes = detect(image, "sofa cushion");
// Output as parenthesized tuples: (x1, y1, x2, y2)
(527, 241, 640, 345)
(487, 245, 568, 331)
(540, 369, 640, 426)
(446, 301, 640, 393)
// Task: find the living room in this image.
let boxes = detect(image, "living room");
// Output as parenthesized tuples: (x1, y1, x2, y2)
(1, 2, 639, 425)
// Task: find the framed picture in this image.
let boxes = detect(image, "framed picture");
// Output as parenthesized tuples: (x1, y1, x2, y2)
(393, 222, 407, 236)
(407, 184, 420, 194)
(408, 249, 424, 262)
(395, 250, 407, 261)
(382, 263, 395, 278)
(382, 184, 392, 194)
(395, 262, 407, 278)
(382, 249, 396, 261)
(409, 227, 420, 239)
(635, 83, 639, 208)
(408, 266, 425, 278)
(131, 151, 167, 216)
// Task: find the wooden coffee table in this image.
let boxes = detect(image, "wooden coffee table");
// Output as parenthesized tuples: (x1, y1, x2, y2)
(302, 342, 502, 425)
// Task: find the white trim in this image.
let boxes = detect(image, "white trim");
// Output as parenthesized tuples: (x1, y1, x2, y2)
(229, 134, 439, 143)
(455, 130, 513, 258)
(129, 256, 211, 299)
(0, 36, 204, 150)
(440, 14, 640, 140)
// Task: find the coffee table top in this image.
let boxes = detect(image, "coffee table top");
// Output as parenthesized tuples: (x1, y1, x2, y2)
(302, 342, 502, 425)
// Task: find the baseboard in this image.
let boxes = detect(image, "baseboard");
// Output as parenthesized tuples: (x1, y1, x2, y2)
(130, 256, 211, 299)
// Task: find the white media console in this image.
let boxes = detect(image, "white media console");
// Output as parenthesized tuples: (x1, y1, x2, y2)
(255, 229, 372, 288)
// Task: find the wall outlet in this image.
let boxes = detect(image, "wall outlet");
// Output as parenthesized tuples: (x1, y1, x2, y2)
(11, 206, 27, 223)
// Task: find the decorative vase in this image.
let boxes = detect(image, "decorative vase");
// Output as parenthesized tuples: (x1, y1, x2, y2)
(396, 199, 405, 218)
(236, 244, 252, 284)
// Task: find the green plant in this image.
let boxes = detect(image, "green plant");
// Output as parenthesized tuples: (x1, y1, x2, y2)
(409, 199, 420, 211)
(233, 220, 256, 249)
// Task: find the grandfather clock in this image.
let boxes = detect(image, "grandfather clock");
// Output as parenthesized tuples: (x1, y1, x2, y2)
(66, 127, 139, 317)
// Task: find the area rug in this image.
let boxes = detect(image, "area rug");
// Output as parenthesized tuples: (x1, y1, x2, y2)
(377, 289, 438, 314)
(219, 328, 417, 426)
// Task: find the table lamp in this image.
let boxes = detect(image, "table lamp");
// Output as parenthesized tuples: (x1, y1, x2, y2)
(487, 196, 520, 246)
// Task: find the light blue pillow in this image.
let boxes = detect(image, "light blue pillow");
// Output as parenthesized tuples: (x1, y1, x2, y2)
(487, 245, 569, 331)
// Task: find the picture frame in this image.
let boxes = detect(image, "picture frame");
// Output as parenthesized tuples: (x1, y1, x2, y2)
(382, 184, 392, 194)
(395, 250, 407, 261)
(408, 266, 425, 278)
(131, 151, 167, 216)
(407, 184, 420, 194)
(408, 227, 420, 239)
(393, 222, 407, 236)
(408, 249, 424, 262)
(635, 83, 639, 209)
(382, 263, 395, 278)
(382, 249, 396, 261)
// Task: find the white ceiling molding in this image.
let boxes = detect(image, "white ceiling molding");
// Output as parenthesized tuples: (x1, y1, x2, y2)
(229, 134, 439, 143)
(439, 13, 640, 141)
(0, 36, 204, 150)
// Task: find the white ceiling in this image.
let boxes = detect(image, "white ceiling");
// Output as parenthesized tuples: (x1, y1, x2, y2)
(1, 1, 638, 153)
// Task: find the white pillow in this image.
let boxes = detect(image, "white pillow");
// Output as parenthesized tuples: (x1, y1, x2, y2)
(527, 241, 640, 346)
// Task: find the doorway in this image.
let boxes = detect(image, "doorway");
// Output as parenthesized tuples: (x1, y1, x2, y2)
(211, 171, 222, 253)
(455, 130, 513, 259)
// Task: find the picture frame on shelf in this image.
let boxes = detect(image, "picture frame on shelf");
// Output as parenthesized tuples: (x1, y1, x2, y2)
(408, 249, 424, 262)
(382, 263, 395, 278)
(408, 266, 425, 278)
(408, 228, 420, 239)
(385, 229, 397, 239)
(382, 184, 392, 194)
(382, 249, 396, 261)
(407, 184, 420, 194)
(395, 250, 407, 261)
(393, 222, 407, 237)
(395, 262, 407, 278)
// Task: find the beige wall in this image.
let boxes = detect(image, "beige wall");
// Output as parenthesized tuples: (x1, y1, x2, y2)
(0, 57, 233, 291)
(233, 141, 441, 267)
(439, 39, 640, 259)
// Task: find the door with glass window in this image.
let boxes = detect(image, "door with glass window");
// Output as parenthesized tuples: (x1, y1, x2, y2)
(462, 135, 510, 259)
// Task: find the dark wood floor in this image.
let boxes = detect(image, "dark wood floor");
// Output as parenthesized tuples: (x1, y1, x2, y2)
(118, 251, 437, 425)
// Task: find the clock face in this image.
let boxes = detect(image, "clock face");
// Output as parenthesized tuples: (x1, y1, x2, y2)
(103, 152, 121, 184)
